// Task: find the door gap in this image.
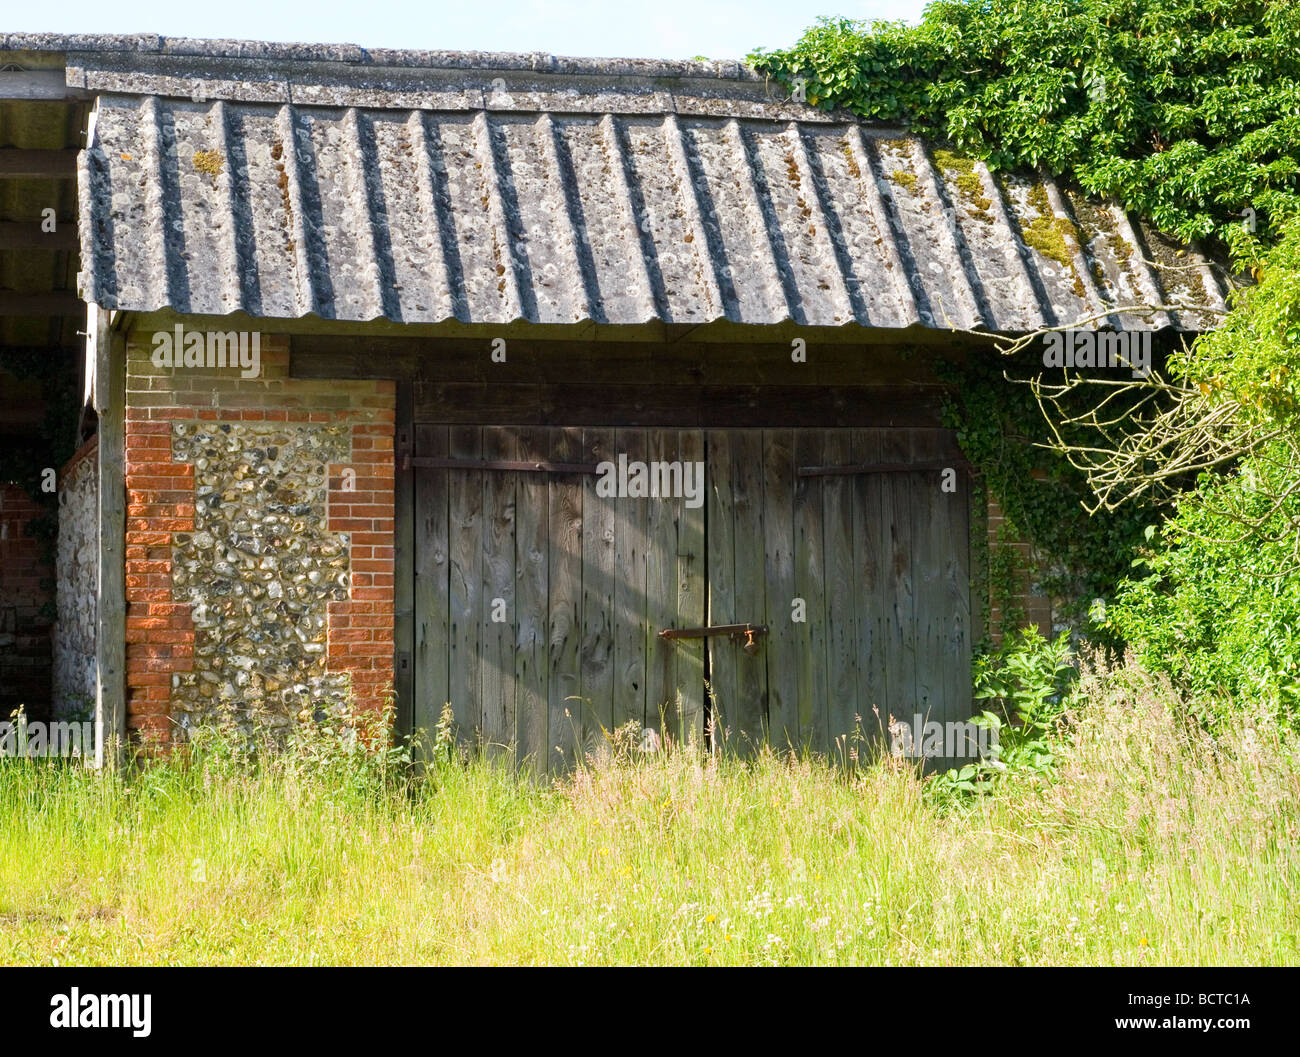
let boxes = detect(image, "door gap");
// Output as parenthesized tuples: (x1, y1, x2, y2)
(701, 431, 713, 752)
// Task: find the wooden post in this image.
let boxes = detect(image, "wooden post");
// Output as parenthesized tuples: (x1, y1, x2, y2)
(93, 308, 126, 769)
(393, 381, 415, 742)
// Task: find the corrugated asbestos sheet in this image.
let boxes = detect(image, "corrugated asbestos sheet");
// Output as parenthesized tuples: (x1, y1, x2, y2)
(64, 44, 1231, 331)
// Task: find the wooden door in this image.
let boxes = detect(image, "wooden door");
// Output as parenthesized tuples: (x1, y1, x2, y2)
(411, 425, 705, 769)
(411, 424, 970, 770)
(702, 429, 971, 767)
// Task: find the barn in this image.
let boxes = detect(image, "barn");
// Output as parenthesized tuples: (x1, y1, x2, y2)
(0, 34, 1227, 768)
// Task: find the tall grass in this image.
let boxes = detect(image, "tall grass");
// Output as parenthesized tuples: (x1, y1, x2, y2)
(1, 661, 1297, 965)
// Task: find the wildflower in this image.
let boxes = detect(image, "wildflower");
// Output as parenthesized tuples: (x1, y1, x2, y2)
(705, 914, 717, 924)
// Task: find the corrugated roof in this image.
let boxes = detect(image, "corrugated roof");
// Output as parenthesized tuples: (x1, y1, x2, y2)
(45, 39, 1232, 331)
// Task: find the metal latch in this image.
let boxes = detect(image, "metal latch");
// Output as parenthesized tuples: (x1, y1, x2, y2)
(659, 623, 768, 656)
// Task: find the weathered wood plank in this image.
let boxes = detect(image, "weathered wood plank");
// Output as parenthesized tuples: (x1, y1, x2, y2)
(792, 429, 829, 754)
(415, 382, 545, 424)
(762, 429, 799, 752)
(393, 387, 416, 744)
(513, 427, 550, 771)
(548, 427, 585, 770)
(410, 382, 942, 429)
(645, 429, 680, 734)
(939, 434, 974, 757)
(447, 426, 483, 744)
(852, 429, 889, 748)
(412, 424, 450, 748)
(911, 429, 950, 769)
(611, 428, 649, 737)
(293, 334, 957, 388)
(705, 430, 738, 748)
(674, 429, 706, 747)
(729, 429, 768, 750)
(821, 430, 860, 759)
(95, 320, 126, 768)
(880, 428, 917, 753)
(579, 428, 617, 756)
(480, 427, 518, 761)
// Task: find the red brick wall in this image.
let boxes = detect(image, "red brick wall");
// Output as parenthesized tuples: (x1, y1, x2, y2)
(123, 331, 395, 747)
(985, 492, 1052, 642)
(0, 483, 54, 720)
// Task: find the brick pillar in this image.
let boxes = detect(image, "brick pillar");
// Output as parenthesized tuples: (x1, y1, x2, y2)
(122, 331, 396, 747)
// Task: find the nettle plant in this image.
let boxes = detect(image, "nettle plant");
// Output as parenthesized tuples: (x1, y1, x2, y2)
(929, 627, 1078, 805)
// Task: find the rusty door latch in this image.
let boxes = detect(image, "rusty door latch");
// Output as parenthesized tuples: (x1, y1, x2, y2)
(659, 623, 768, 655)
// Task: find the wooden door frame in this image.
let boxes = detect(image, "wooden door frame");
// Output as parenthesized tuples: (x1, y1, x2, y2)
(393, 380, 415, 740)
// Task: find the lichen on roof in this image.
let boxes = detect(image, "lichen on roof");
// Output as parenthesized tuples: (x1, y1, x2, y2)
(932, 148, 992, 220)
(889, 170, 918, 193)
(192, 149, 223, 180)
(61, 35, 1228, 331)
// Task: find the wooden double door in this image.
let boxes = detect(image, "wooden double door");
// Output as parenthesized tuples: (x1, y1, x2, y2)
(409, 425, 970, 769)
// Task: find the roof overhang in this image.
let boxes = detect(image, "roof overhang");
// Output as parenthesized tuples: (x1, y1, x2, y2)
(3, 34, 1238, 345)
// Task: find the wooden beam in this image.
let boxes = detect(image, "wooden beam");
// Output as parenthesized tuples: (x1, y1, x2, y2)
(0, 70, 91, 101)
(94, 308, 126, 769)
(0, 221, 79, 249)
(796, 459, 970, 477)
(291, 335, 946, 388)
(409, 380, 943, 428)
(0, 149, 79, 179)
(0, 290, 84, 316)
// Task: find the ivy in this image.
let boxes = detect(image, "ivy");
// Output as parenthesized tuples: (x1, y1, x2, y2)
(751, 2, 1296, 667)
(937, 347, 1156, 648)
(749, 1, 1300, 262)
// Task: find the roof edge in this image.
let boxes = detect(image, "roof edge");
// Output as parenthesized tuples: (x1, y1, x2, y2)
(1, 32, 762, 81)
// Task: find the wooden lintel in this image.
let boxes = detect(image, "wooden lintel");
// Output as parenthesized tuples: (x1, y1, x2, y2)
(797, 460, 970, 476)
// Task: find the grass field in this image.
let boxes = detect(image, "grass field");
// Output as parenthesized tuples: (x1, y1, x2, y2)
(2, 663, 1297, 966)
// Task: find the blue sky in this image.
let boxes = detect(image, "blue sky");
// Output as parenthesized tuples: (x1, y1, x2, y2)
(7, 0, 928, 60)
